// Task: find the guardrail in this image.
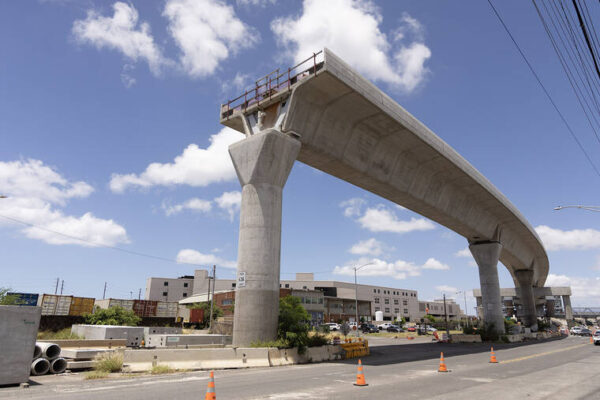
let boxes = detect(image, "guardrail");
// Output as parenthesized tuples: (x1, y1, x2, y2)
(220, 50, 324, 120)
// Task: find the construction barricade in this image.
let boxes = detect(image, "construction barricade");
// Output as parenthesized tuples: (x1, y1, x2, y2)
(340, 340, 369, 359)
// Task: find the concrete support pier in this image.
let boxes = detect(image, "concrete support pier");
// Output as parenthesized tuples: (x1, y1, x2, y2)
(515, 269, 538, 331)
(562, 295, 574, 324)
(469, 241, 505, 336)
(229, 129, 301, 347)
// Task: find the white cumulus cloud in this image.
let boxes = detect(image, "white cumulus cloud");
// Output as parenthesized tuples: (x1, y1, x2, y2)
(339, 198, 366, 218)
(455, 248, 471, 257)
(164, 0, 259, 78)
(0, 159, 128, 247)
(421, 258, 450, 270)
(357, 206, 435, 234)
(349, 238, 384, 256)
(333, 256, 449, 280)
(214, 191, 241, 221)
(72, 2, 169, 75)
(535, 225, 600, 251)
(271, 0, 431, 91)
(110, 128, 244, 192)
(163, 198, 212, 216)
(176, 248, 236, 268)
(546, 273, 600, 306)
(435, 285, 458, 293)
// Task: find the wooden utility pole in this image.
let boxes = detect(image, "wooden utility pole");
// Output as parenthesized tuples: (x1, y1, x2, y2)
(103, 282, 107, 299)
(209, 265, 216, 333)
(54, 278, 59, 294)
(60, 280, 64, 295)
(443, 293, 450, 338)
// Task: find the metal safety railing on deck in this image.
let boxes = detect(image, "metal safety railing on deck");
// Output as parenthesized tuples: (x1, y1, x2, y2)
(221, 51, 324, 120)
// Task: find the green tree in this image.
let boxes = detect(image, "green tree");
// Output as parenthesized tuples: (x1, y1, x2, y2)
(83, 306, 141, 326)
(424, 314, 436, 323)
(0, 287, 22, 305)
(278, 296, 310, 353)
(188, 302, 223, 328)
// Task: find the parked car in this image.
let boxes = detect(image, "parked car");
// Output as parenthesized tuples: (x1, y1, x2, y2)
(378, 323, 393, 330)
(360, 323, 378, 333)
(579, 328, 592, 337)
(593, 331, 600, 345)
(570, 326, 583, 335)
(322, 323, 340, 331)
(386, 325, 403, 333)
(407, 326, 417, 332)
(427, 326, 437, 333)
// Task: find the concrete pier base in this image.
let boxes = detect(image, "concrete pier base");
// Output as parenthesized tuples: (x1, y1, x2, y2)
(563, 295, 574, 325)
(469, 241, 505, 336)
(515, 270, 538, 331)
(229, 129, 301, 347)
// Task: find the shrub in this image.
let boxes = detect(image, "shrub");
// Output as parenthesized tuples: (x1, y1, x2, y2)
(504, 319, 516, 334)
(278, 296, 311, 354)
(84, 371, 109, 380)
(151, 365, 174, 375)
(250, 338, 289, 348)
(463, 325, 476, 335)
(0, 287, 22, 305)
(95, 352, 123, 373)
(84, 306, 141, 326)
(306, 333, 329, 347)
(37, 328, 83, 340)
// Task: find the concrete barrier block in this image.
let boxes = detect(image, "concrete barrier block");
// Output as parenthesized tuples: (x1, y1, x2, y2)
(38, 339, 127, 348)
(66, 360, 96, 370)
(0, 306, 41, 385)
(450, 334, 482, 343)
(504, 334, 524, 343)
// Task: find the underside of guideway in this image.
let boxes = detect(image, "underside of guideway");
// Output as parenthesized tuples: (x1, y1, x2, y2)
(220, 48, 549, 345)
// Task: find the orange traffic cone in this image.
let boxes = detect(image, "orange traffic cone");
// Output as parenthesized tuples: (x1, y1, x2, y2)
(438, 352, 448, 372)
(489, 347, 498, 363)
(353, 359, 368, 386)
(205, 370, 216, 400)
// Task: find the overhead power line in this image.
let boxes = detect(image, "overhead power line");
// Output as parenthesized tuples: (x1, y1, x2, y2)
(487, 0, 600, 179)
(0, 213, 208, 268)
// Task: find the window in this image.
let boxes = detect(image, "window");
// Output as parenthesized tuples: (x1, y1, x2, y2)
(374, 297, 380, 304)
(162, 292, 167, 296)
(384, 298, 389, 304)
(403, 300, 408, 306)
(377, 289, 380, 293)
(222, 299, 233, 305)
(312, 297, 319, 304)
(394, 299, 399, 305)
(303, 286, 307, 289)
(232, 283, 236, 288)
(384, 308, 390, 313)
(404, 309, 409, 314)
(183, 283, 188, 288)
(285, 284, 289, 288)
(375, 307, 380, 311)
(318, 298, 323, 304)
(394, 308, 399, 313)
(373, 289, 376, 293)
(183, 293, 187, 297)
(163, 282, 168, 286)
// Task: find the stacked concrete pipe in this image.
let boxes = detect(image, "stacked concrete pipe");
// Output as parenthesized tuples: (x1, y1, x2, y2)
(32, 342, 67, 375)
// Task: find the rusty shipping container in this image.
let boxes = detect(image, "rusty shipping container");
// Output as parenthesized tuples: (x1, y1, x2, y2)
(132, 300, 157, 317)
(69, 296, 95, 316)
(156, 301, 178, 318)
(94, 298, 134, 311)
(38, 294, 73, 315)
(189, 308, 204, 323)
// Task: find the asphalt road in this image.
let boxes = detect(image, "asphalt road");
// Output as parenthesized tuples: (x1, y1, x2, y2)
(2, 335, 599, 399)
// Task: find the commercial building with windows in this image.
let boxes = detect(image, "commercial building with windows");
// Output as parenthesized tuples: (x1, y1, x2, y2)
(145, 275, 194, 302)
(418, 299, 463, 321)
(280, 273, 419, 322)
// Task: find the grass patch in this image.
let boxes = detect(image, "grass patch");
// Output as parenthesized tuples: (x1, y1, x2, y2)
(94, 352, 123, 373)
(84, 371, 109, 380)
(151, 365, 174, 375)
(250, 338, 290, 348)
(37, 328, 83, 340)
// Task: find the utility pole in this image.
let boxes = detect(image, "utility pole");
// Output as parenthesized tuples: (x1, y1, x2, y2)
(209, 265, 216, 333)
(103, 282, 107, 300)
(463, 291, 468, 327)
(60, 280, 64, 295)
(443, 293, 450, 338)
(130, 291, 133, 299)
(54, 278, 59, 294)
(138, 288, 141, 300)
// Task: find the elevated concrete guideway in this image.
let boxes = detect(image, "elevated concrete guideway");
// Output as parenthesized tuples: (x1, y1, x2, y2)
(221, 49, 549, 344)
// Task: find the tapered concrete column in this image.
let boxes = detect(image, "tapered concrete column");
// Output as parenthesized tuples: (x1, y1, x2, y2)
(514, 269, 538, 331)
(229, 129, 301, 347)
(563, 295, 573, 322)
(469, 241, 504, 335)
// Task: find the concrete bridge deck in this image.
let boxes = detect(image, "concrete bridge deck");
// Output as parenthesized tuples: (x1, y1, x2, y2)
(220, 48, 549, 344)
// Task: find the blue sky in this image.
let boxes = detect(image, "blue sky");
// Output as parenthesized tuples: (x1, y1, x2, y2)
(2, 0, 600, 313)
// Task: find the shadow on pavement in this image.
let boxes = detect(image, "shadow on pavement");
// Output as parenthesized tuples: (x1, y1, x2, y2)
(348, 335, 570, 366)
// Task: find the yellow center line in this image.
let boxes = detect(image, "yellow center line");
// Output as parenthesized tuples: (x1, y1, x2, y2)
(499, 343, 588, 364)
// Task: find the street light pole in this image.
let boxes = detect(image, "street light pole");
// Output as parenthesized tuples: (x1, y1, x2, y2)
(554, 205, 600, 212)
(456, 290, 469, 327)
(353, 262, 374, 336)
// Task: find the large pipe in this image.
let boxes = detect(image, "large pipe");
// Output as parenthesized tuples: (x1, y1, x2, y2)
(49, 358, 67, 374)
(31, 358, 50, 376)
(33, 344, 42, 360)
(37, 342, 61, 360)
